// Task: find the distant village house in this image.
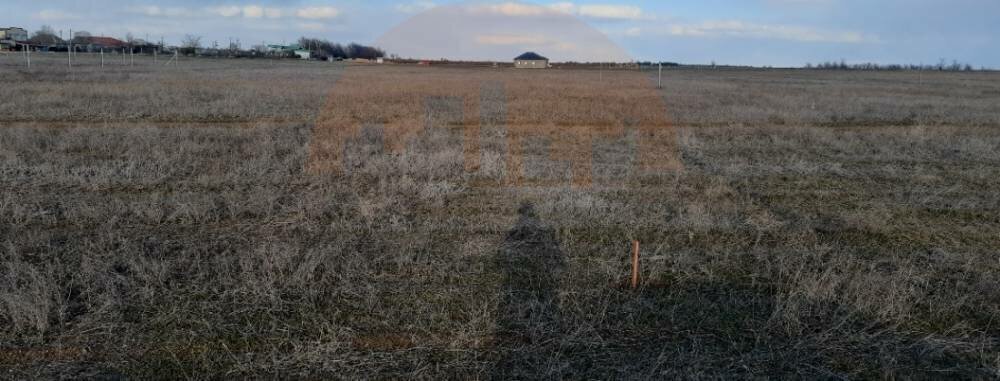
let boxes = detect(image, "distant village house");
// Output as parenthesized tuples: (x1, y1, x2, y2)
(265, 44, 311, 59)
(0, 27, 28, 50)
(74, 36, 126, 52)
(514, 52, 549, 69)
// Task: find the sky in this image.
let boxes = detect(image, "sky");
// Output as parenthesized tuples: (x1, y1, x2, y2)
(2, 0, 998, 67)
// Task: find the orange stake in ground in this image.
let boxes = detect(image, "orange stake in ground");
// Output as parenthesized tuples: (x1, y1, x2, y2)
(631, 240, 640, 290)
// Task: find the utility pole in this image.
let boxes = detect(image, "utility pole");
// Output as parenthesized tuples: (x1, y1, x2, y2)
(68, 29, 72, 68)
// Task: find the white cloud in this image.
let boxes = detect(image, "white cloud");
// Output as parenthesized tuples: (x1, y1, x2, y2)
(765, 0, 834, 6)
(128, 4, 341, 22)
(264, 8, 283, 19)
(625, 27, 641, 37)
(662, 20, 874, 43)
(471, 2, 648, 21)
(127, 4, 341, 20)
(578, 5, 644, 20)
(132, 6, 163, 16)
(243, 6, 264, 19)
(137, 6, 196, 18)
(208, 6, 242, 18)
(130, 5, 303, 20)
(473, 2, 551, 16)
(395, 1, 437, 14)
(34, 9, 81, 21)
(129, 5, 195, 17)
(548, 2, 577, 14)
(296, 6, 341, 19)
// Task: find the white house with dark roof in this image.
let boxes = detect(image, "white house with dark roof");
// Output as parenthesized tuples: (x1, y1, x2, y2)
(514, 52, 549, 69)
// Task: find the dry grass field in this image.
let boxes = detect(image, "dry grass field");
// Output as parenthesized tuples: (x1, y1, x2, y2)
(2, 53, 1000, 379)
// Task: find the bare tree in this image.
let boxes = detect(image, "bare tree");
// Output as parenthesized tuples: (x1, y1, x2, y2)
(38, 25, 57, 37)
(181, 34, 202, 49)
(29, 25, 62, 46)
(181, 34, 202, 55)
(71, 31, 91, 45)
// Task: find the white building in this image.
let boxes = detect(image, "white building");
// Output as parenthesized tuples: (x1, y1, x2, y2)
(0, 27, 28, 50)
(514, 52, 549, 69)
(0, 27, 28, 42)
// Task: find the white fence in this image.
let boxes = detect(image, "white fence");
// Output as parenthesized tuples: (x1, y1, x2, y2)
(1, 43, 180, 70)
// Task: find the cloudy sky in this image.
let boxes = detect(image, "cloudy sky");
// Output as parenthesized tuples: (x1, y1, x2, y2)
(3, 0, 998, 66)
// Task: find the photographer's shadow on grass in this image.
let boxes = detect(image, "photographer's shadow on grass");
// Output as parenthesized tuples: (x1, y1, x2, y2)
(490, 203, 985, 380)
(494, 202, 566, 378)
(492, 201, 695, 379)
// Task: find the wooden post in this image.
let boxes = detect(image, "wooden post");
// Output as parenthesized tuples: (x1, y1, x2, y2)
(631, 240, 640, 289)
(658, 63, 662, 89)
(100, 49, 104, 68)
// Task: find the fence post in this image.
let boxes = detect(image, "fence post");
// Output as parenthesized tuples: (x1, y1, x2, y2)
(658, 63, 662, 89)
(101, 49, 104, 68)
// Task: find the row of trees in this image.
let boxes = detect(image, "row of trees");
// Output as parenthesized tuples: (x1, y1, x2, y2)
(806, 59, 982, 71)
(296, 37, 385, 60)
(22, 26, 386, 60)
(26, 25, 62, 46)
(176, 35, 385, 60)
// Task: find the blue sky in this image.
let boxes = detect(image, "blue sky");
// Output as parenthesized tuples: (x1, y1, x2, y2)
(3, 0, 998, 66)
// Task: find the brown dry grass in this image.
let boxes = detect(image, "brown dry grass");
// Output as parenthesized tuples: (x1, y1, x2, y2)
(0, 53, 339, 123)
(661, 67, 1000, 128)
(307, 65, 680, 186)
(1, 57, 1000, 379)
